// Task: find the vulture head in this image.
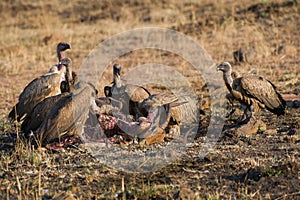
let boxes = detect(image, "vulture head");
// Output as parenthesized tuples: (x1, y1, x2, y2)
(216, 62, 232, 73)
(113, 63, 122, 88)
(104, 86, 112, 97)
(57, 42, 71, 52)
(113, 63, 121, 78)
(216, 62, 234, 91)
(57, 42, 71, 62)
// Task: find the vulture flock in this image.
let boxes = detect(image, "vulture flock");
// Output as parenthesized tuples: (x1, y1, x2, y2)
(8, 42, 286, 147)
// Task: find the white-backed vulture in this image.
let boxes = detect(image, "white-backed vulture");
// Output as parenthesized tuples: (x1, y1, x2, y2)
(8, 43, 71, 122)
(216, 62, 286, 120)
(137, 93, 175, 140)
(137, 92, 198, 145)
(35, 81, 98, 145)
(55, 43, 78, 93)
(104, 64, 151, 117)
(139, 92, 198, 126)
(21, 58, 74, 135)
(8, 65, 67, 122)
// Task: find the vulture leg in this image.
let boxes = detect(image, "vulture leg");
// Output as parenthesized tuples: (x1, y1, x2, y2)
(228, 107, 236, 117)
(240, 105, 255, 124)
(241, 105, 249, 121)
(249, 104, 256, 120)
(225, 93, 237, 118)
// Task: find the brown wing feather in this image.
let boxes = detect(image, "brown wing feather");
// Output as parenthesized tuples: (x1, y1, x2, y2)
(20, 73, 61, 105)
(170, 95, 198, 125)
(125, 84, 151, 103)
(21, 93, 70, 134)
(9, 72, 62, 121)
(37, 97, 76, 144)
(144, 93, 178, 107)
(141, 93, 198, 125)
(36, 84, 95, 144)
(237, 75, 285, 115)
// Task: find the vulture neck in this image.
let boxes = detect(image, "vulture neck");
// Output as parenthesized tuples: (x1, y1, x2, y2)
(114, 75, 123, 88)
(223, 70, 233, 92)
(65, 65, 74, 91)
(59, 66, 67, 82)
(57, 49, 65, 62)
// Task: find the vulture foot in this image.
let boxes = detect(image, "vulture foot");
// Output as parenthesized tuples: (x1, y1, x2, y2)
(45, 136, 82, 150)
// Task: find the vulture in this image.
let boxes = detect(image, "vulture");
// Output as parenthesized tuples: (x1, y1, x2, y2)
(141, 93, 198, 125)
(137, 92, 198, 145)
(8, 43, 71, 122)
(104, 64, 151, 118)
(216, 62, 286, 120)
(9, 63, 67, 122)
(35, 81, 99, 145)
(137, 93, 178, 140)
(21, 58, 74, 135)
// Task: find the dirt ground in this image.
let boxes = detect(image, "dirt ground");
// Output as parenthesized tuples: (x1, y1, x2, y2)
(0, 0, 299, 199)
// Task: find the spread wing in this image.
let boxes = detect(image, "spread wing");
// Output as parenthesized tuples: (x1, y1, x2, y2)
(238, 75, 286, 115)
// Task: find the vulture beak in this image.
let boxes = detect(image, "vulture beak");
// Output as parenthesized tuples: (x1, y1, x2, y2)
(216, 64, 223, 72)
(64, 45, 71, 53)
(65, 43, 71, 50)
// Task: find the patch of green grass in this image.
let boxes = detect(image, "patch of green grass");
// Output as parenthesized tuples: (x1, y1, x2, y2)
(265, 167, 282, 177)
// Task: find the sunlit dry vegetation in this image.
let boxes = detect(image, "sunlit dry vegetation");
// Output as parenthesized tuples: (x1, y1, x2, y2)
(0, 0, 299, 199)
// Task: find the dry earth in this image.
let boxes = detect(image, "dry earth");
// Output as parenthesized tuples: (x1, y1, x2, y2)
(0, 0, 299, 199)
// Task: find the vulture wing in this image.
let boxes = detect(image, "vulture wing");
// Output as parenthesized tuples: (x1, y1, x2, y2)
(125, 84, 151, 103)
(36, 84, 96, 144)
(143, 93, 178, 107)
(21, 93, 71, 135)
(20, 72, 62, 106)
(141, 93, 198, 125)
(9, 72, 62, 121)
(237, 75, 286, 115)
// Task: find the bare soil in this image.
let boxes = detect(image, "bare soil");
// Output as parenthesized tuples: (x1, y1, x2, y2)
(0, 0, 299, 199)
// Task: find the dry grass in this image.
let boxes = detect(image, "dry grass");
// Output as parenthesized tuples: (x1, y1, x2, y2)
(0, 0, 299, 199)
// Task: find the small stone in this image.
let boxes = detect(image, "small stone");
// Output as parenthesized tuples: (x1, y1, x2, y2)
(236, 117, 267, 136)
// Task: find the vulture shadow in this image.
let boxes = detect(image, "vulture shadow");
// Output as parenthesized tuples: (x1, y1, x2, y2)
(222, 166, 265, 183)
